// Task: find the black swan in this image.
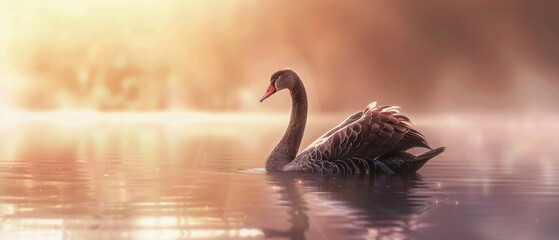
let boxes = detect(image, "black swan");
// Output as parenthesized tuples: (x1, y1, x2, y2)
(260, 69, 445, 174)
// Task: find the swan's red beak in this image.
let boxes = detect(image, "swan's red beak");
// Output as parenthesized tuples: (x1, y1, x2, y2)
(260, 84, 276, 102)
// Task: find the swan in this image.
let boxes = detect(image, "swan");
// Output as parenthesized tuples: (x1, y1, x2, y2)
(259, 69, 445, 174)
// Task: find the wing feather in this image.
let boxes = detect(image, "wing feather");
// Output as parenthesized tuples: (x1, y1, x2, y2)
(299, 102, 431, 164)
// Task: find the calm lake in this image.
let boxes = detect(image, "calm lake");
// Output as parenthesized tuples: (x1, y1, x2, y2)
(0, 113, 558, 240)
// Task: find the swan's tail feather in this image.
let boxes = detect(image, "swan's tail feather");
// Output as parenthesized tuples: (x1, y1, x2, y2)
(412, 147, 446, 172)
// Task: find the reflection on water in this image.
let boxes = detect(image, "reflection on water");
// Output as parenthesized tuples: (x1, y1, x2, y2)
(262, 173, 431, 240)
(0, 114, 558, 240)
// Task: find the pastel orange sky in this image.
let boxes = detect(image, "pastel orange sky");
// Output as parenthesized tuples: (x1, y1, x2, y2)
(1, 0, 558, 113)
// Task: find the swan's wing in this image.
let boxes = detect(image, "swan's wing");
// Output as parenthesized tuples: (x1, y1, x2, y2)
(304, 110, 363, 149)
(301, 102, 430, 162)
(303, 102, 378, 151)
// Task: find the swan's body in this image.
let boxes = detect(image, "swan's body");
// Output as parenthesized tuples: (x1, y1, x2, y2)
(260, 69, 444, 174)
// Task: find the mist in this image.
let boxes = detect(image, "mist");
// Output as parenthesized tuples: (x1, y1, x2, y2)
(1, 0, 558, 113)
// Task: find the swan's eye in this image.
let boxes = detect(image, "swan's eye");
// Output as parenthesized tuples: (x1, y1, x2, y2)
(271, 75, 279, 85)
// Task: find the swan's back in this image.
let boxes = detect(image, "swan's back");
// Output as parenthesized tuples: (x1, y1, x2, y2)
(284, 102, 441, 174)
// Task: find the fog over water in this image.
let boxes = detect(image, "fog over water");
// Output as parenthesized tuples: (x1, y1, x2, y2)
(1, 0, 558, 113)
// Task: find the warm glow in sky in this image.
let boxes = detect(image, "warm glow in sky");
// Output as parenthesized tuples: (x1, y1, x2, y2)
(1, 0, 558, 113)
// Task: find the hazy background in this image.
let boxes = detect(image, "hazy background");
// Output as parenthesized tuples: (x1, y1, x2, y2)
(1, 0, 558, 114)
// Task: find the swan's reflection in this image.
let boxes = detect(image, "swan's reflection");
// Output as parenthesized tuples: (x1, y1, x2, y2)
(263, 173, 433, 240)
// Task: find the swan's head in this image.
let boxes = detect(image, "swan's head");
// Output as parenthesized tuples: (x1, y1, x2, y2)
(259, 69, 299, 102)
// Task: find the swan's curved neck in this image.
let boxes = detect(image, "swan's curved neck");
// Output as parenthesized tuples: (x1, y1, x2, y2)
(265, 79, 308, 171)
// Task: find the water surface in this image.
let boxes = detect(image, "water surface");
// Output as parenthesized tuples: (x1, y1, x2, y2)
(0, 114, 558, 240)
